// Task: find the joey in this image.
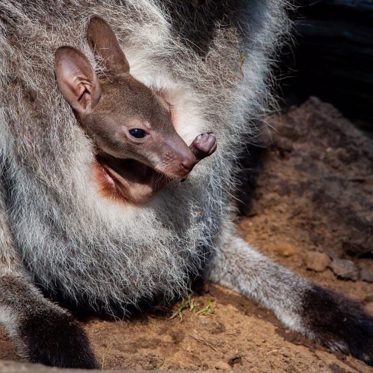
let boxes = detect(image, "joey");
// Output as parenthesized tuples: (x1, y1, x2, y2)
(55, 16, 216, 204)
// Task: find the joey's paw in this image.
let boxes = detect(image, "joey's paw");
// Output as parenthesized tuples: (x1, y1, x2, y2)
(19, 309, 99, 369)
(303, 285, 373, 366)
(190, 132, 217, 160)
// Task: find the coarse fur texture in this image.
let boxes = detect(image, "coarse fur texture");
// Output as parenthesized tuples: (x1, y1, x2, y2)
(0, 0, 287, 313)
(0, 0, 372, 369)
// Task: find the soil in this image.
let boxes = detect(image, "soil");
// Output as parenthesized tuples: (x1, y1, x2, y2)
(0, 97, 372, 372)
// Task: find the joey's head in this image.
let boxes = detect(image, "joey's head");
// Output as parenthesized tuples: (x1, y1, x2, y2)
(55, 17, 201, 203)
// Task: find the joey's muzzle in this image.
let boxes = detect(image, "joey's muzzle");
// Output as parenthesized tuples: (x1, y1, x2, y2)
(155, 131, 218, 179)
(156, 135, 198, 178)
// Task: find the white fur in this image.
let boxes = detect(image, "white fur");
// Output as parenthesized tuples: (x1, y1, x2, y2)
(0, 306, 17, 336)
(207, 234, 312, 336)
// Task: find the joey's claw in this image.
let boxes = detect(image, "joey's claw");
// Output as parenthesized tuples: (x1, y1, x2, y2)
(190, 132, 217, 160)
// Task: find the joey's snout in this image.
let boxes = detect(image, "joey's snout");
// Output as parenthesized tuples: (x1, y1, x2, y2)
(157, 136, 197, 178)
(157, 132, 217, 179)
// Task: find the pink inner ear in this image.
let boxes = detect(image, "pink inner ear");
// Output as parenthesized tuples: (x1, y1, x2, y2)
(55, 46, 101, 114)
(76, 83, 93, 111)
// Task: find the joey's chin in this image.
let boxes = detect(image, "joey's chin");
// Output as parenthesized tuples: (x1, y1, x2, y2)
(92, 154, 170, 204)
(153, 167, 189, 181)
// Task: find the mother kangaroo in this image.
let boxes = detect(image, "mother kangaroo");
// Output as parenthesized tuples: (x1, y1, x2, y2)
(0, 0, 372, 369)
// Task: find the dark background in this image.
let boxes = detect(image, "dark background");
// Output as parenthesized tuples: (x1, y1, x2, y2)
(280, 0, 373, 134)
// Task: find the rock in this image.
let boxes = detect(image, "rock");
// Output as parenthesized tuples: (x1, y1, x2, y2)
(214, 361, 232, 371)
(228, 355, 242, 367)
(305, 252, 331, 272)
(329, 259, 359, 281)
(364, 293, 373, 303)
(275, 242, 299, 258)
(358, 260, 373, 283)
(365, 302, 373, 317)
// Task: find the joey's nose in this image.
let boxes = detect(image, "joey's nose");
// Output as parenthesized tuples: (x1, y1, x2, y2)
(181, 158, 196, 172)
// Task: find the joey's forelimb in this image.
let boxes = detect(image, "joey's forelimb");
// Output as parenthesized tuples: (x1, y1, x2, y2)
(190, 132, 217, 161)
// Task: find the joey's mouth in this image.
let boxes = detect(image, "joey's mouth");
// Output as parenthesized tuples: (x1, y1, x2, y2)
(94, 153, 170, 204)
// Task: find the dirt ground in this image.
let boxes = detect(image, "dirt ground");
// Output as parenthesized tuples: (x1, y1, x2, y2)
(0, 97, 372, 372)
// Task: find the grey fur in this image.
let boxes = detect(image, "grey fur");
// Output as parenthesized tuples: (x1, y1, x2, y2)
(1, 0, 372, 369)
(0, 0, 289, 311)
(207, 231, 312, 336)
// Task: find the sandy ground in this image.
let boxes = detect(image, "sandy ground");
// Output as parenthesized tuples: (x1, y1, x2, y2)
(0, 98, 372, 372)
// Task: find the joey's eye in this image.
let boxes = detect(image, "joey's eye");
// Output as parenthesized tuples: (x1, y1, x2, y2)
(129, 128, 146, 139)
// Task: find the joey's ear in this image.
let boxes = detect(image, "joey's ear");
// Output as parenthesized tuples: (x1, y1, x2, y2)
(54, 46, 101, 115)
(87, 16, 130, 75)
